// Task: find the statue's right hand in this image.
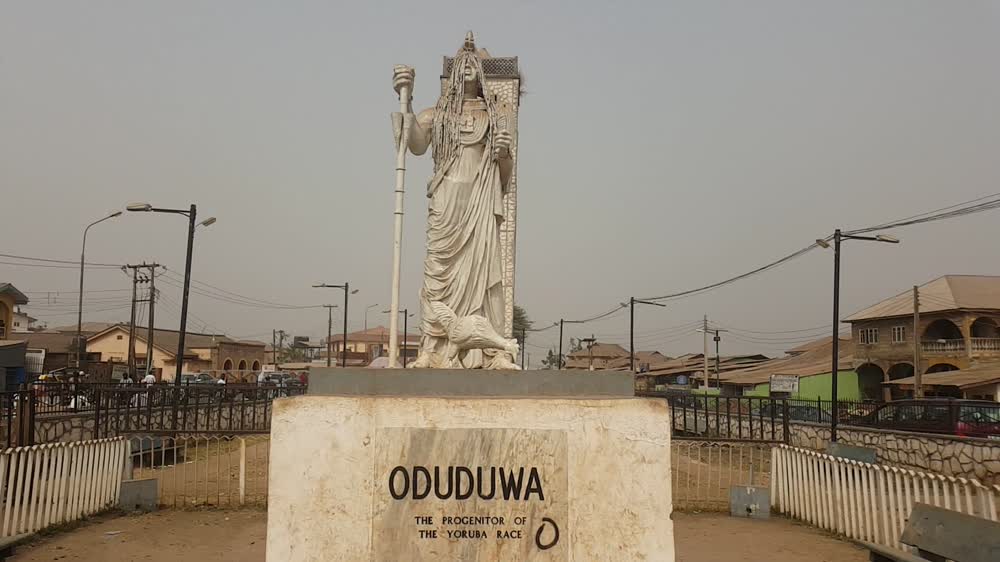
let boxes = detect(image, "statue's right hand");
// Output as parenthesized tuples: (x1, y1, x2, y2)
(393, 65, 415, 96)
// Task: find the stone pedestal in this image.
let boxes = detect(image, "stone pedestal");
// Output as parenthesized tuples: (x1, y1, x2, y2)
(266, 370, 674, 561)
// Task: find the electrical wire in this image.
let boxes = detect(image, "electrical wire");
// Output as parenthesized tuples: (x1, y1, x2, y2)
(0, 252, 121, 268)
(637, 242, 825, 303)
(845, 192, 1000, 235)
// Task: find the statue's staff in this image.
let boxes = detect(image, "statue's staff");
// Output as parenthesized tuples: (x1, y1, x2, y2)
(388, 65, 414, 368)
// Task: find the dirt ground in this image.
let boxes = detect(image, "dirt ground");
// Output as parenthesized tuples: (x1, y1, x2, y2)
(9, 510, 866, 561)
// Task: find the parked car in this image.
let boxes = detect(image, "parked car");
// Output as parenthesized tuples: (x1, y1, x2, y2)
(266, 373, 303, 395)
(853, 399, 1000, 439)
(179, 373, 216, 385)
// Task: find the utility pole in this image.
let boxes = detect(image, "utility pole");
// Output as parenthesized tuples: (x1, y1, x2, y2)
(127, 266, 138, 377)
(521, 327, 526, 370)
(279, 330, 287, 365)
(629, 297, 666, 372)
(125, 263, 160, 379)
(272, 329, 277, 367)
(913, 285, 923, 398)
(143, 264, 161, 379)
(712, 328, 727, 388)
(582, 336, 597, 371)
(324, 305, 337, 367)
(402, 309, 409, 368)
(702, 315, 709, 390)
(558, 319, 564, 370)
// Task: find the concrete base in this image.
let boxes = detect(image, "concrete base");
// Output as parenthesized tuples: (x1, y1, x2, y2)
(266, 392, 673, 561)
(729, 486, 770, 520)
(306, 368, 635, 397)
(119, 478, 158, 512)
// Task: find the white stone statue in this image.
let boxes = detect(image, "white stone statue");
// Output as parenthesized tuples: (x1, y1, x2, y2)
(393, 32, 519, 370)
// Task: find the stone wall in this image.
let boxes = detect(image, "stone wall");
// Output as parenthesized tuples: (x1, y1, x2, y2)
(671, 408, 1000, 485)
(789, 421, 1000, 486)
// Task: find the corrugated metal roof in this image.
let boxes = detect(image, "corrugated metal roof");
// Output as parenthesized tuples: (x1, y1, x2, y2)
(846, 275, 1000, 322)
(566, 343, 628, 359)
(718, 337, 854, 386)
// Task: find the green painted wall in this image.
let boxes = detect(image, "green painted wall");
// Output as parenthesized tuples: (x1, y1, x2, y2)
(743, 370, 860, 400)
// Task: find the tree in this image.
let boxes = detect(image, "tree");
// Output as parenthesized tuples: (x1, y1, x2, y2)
(541, 348, 564, 369)
(512, 305, 533, 344)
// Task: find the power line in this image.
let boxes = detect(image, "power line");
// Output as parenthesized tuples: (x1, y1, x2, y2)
(0, 252, 121, 268)
(845, 192, 1000, 235)
(638, 242, 823, 302)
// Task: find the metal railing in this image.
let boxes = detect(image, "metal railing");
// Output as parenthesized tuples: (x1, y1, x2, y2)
(0, 437, 127, 538)
(128, 434, 270, 507)
(771, 445, 999, 550)
(642, 392, 790, 442)
(1, 383, 305, 448)
(672, 440, 772, 510)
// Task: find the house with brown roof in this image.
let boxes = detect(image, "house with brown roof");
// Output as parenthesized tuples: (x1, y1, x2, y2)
(86, 325, 267, 381)
(845, 275, 1000, 399)
(564, 343, 628, 370)
(322, 326, 421, 365)
(20, 330, 104, 376)
(0, 283, 29, 340)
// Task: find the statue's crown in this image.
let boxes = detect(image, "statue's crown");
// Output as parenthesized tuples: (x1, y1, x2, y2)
(463, 31, 476, 51)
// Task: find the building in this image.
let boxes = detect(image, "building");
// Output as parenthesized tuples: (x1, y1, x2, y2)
(564, 343, 628, 370)
(846, 275, 1000, 399)
(86, 325, 267, 381)
(0, 283, 29, 340)
(11, 309, 39, 333)
(718, 337, 861, 400)
(884, 363, 1000, 401)
(635, 353, 771, 392)
(50, 322, 115, 337)
(20, 330, 104, 376)
(324, 326, 421, 365)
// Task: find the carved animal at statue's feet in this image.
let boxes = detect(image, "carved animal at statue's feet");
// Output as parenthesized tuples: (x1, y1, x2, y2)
(429, 301, 520, 370)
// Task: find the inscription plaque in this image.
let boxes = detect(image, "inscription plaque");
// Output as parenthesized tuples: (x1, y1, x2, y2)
(373, 428, 568, 561)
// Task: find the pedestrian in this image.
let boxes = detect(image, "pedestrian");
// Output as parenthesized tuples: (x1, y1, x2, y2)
(142, 372, 156, 386)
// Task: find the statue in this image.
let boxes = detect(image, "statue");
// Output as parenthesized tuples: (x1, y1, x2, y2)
(392, 32, 520, 370)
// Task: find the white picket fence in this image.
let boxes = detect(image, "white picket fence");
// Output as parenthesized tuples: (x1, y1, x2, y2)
(771, 444, 1000, 549)
(0, 437, 127, 538)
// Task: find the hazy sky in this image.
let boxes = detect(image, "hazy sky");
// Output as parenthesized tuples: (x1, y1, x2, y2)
(2, 1, 998, 366)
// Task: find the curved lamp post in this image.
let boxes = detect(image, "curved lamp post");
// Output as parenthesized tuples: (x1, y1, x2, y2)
(76, 210, 123, 370)
(817, 230, 898, 442)
(313, 283, 358, 367)
(127, 203, 216, 386)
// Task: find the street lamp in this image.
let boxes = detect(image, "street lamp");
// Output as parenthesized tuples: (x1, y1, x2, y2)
(627, 297, 666, 372)
(383, 308, 415, 368)
(818, 229, 899, 442)
(76, 210, 123, 370)
(364, 303, 379, 332)
(127, 202, 216, 386)
(557, 319, 585, 370)
(313, 283, 357, 367)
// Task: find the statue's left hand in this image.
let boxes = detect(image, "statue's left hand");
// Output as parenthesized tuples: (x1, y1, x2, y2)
(494, 129, 512, 159)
